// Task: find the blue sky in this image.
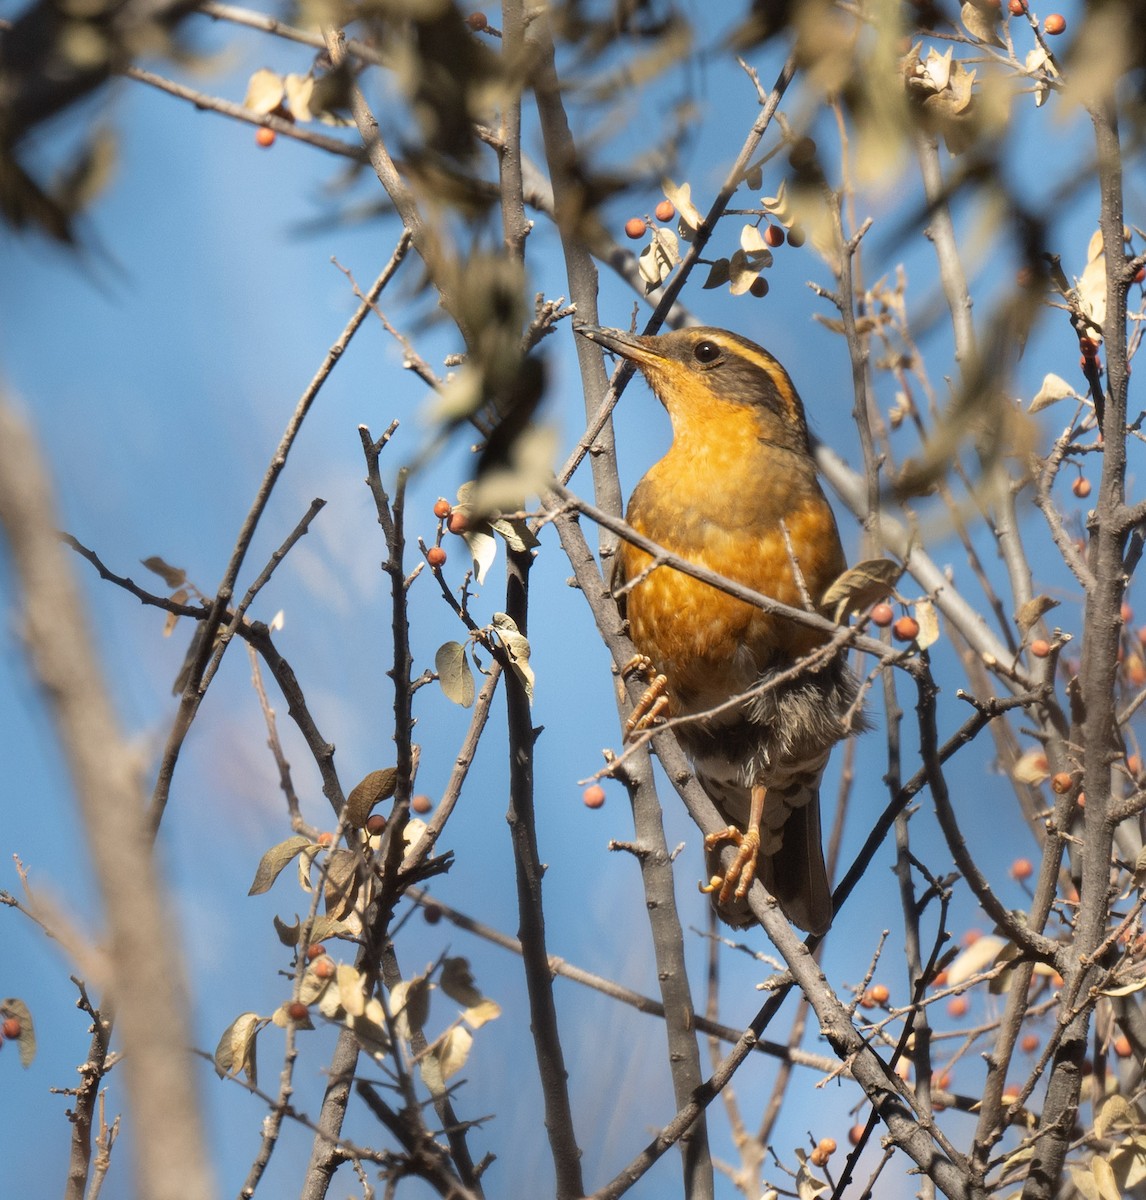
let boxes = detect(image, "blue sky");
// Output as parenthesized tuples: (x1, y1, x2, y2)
(0, 2, 1125, 1196)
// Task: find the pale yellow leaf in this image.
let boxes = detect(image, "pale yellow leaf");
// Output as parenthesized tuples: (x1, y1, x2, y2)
(437, 1026, 473, 1081)
(244, 68, 284, 114)
(946, 935, 1006, 986)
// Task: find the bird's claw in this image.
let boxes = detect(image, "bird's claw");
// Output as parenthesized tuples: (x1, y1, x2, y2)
(700, 826, 762, 905)
(621, 655, 670, 740)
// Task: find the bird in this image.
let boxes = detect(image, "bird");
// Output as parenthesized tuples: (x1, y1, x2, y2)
(577, 323, 863, 935)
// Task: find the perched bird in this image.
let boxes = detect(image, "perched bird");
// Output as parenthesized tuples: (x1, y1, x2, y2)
(577, 323, 863, 935)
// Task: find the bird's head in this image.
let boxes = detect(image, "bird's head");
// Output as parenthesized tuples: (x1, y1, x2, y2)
(576, 324, 813, 458)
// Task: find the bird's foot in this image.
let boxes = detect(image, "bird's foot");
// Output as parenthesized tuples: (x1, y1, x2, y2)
(700, 826, 761, 905)
(620, 655, 670, 741)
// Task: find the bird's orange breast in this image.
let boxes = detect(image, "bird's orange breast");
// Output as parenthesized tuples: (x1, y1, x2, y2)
(618, 401, 845, 714)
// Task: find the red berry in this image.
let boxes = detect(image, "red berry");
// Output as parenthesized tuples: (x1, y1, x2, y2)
(466, 11, 488, 30)
(305, 943, 327, 960)
(654, 200, 675, 223)
(749, 277, 770, 299)
(947, 995, 969, 1018)
(1, 1017, 20, 1039)
(931, 969, 949, 988)
(427, 546, 447, 568)
(871, 602, 895, 627)
(255, 127, 276, 148)
(424, 902, 443, 924)
(1021, 1033, 1040, 1053)
(582, 784, 606, 809)
(365, 813, 387, 835)
(1030, 638, 1050, 658)
(433, 498, 451, 519)
(1114, 1034, 1133, 1057)
(786, 225, 806, 248)
(1008, 0, 1025, 12)
(287, 1001, 309, 1021)
(1073, 477, 1092, 499)
(1129, 754, 1143, 776)
(1135, 265, 1146, 285)
(962, 928, 982, 946)
(1043, 12, 1066, 34)
(848, 1124, 865, 1146)
(316, 831, 335, 848)
(1010, 857, 1034, 881)
(447, 510, 469, 535)
(312, 956, 336, 979)
(411, 793, 433, 814)
(893, 615, 920, 642)
(624, 217, 647, 240)
(1051, 772, 1072, 794)
(763, 223, 785, 248)
(869, 983, 890, 1004)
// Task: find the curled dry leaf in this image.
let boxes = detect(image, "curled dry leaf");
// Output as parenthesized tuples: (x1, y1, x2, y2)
(1029, 372, 1077, 412)
(945, 934, 1006, 986)
(492, 612, 534, 702)
(436, 641, 476, 707)
(1016, 594, 1060, 638)
(141, 555, 187, 589)
(346, 767, 398, 827)
(248, 835, 311, 896)
(1013, 748, 1051, 785)
(214, 1012, 260, 1085)
(436, 1026, 474, 1082)
(913, 599, 940, 649)
(391, 972, 433, 1040)
(822, 558, 904, 622)
(702, 258, 731, 289)
(348, 998, 391, 1060)
(440, 956, 483, 1007)
(337, 963, 366, 1018)
(661, 179, 703, 231)
(244, 68, 285, 114)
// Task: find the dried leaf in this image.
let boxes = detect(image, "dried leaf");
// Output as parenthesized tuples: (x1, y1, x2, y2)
(1016, 595, 1060, 638)
(1029, 372, 1077, 412)
(440, 957, 483, 1007)
(141, 555, 186, 589)
(0, 998, 35, 1068)
(436, 641, 476, 708)
(337, 964, 366, 1018)
(214, 1012, 260, 1085)
(463, 998, 502, 1028)
(391, 972, 432, 1039)
(1013, 748, 1050, 785)
(661, 179, 703, 231)
(244, 68, 285, 114)
(323, 848, 361, 920)
(1095, 1094, 1134, 1140)
(946, 935, 1006, 986)
(348, 998, 391, 1059)
(462, 526, 498, 585)
(702, 258, 731, 289)
(960, 0, 1004, 45)
(492, 612, 534, 702)
(346, 767, 398, 827)
(1099, 976, 1146, 998)
(1113, 1133, 1146, 1188)
(727, 248, 760, 296)
(283, 73, 314, 121)
(437, 1026, 473, 1081)
(1092, 1156, 1122, 1200)
(1078, 251, 1107, 330)
(638, 238, 674, 289)
(248, 836, 311, 896)
(822, 558, 904, 622)
(914, 599, 940, 649)
(488, 516, 540, 553)
(273, 914, 300, 946)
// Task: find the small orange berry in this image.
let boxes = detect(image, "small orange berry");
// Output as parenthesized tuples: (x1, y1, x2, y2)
(312, 956, 336, 979)
(466, 11, 488, 30)
(316, 831, 335, 848)
(1075, 792, 1086, 810)
(763, 223, 785, 248)
(1008, 0, 1025, 12)
(365, 813, 387, 835)
(893, 615, 920, 642)
(848, 1124, 865, 1146)
(1114, 1034, 1133, 1057)
(624, 217, 647, 240)
(255, 127, 276, 148)
(1043, 12, 1066, 34)
(817, 1137, 837, 1156)
(1121, 602, 1134, 624)
(811, 1147, 829, 1168)
(287, 1001, 310, 1021)
(447, 510, 470, 535)
(654, 200, 675, 223)
(411, 793, 433, 814)
(305, 943, 327, 961)
(1127, 656, 1146, 687)
(1021, 1033, 1040, 1053)
(1129, 754, 1143, 776)
(962, 928, 982, 947)
(1135, 265, 1146, 285)
(1051, 772, 1073, 794)
(947, 995, 969, 1018)
(1010, 857, 1034, 881)
(931, 969, 949, 988)
(582, 784, 606, 809)
(427, 546, 447, 568)
(1, 1017, 20, 1039)
(1073, 477, 1092, 499)
(1030, 639, 1050, 658)
(1002, 1084, 1022, 1104)
(933, 1069, 952, 1091)
(871, 602, 894, 627)
(869, 983, 890, 1004)
(1079, 337, 1100, 359)
(433, 498, 452, 519)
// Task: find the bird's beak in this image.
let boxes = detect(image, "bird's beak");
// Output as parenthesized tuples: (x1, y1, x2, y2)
(575, 324, 660, 365)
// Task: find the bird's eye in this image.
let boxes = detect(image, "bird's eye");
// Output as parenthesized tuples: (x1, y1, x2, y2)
(693, 340, 722, 364)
